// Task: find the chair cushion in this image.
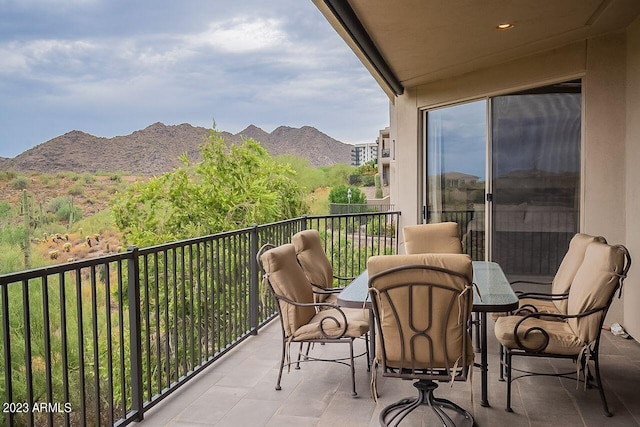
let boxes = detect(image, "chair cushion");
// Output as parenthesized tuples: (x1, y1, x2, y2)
(293, 307, 369, 340)
(551, 233, 606, 313)
(567, 242, 625, 343)
(368, 253, 474, 369)
(517, 298, 562, 315)
(292, 230, 334, 301)
(260, 244, 316, 337)
(403, 222, 462, 254)
(494, 315, 584, 355)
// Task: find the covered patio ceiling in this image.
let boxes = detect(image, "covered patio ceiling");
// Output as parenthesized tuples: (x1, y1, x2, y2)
(314, 0, 640, 97)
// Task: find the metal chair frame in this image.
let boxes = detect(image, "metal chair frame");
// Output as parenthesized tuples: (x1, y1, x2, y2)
(368, 264, 475, 427)
(258, 244, 369, 396)
(501, 245, 631, 417)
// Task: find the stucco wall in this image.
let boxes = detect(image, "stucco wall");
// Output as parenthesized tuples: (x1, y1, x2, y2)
(625, 17, 640, 340)
(583, 33, 627, 324)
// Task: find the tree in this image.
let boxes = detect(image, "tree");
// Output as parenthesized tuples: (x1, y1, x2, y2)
(112, 130, 307, 246)
(274, 154, 327, 192)
(328, 185, 366, 204)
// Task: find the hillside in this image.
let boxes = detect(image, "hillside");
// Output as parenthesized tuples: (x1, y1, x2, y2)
(2, 123, 354, 175)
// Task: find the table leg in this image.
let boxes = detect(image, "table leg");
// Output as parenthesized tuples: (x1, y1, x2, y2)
(480, 312, 490, 407)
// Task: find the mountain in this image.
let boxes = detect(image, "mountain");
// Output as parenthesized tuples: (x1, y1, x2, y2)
(1, 122, 355, 175)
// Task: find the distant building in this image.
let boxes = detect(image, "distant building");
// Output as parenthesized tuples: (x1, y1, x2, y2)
(376, 127, 391, 186)
(351, 142, 378, 166)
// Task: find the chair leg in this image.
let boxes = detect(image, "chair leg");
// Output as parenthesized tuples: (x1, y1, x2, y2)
(295, 342, 308, 369)
(349, 338, 357, 396)
(592, 352, 613, 417)
(365, 332, 371, 372)
(505, 350, 513, 412)
(276, 340, 286, 391)
(379, 380, 474, 427)
(499, 344, 505, 381)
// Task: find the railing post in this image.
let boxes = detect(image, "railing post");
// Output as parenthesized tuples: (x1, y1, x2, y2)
(127, 245, 144, 421)
(249, 225, 259, 335)
(301, 215, 308, 231)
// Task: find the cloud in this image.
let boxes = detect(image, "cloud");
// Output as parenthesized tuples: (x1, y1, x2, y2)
(0, 1, 390, 158)
(192, 17, 288, 53)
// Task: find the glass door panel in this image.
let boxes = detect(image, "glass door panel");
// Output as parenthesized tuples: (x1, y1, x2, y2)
(491, 84, 581, 277)
(425, 101, 486, 259)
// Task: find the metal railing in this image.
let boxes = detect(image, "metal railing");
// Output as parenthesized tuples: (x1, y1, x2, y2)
(0, 212, 400, 427)
(329, 203, 395, 215)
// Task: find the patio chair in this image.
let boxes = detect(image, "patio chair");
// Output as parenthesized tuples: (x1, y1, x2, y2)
(509, 233, 607, 316)
(494, 233, 607, 379)
(494, 241, 631, 416)
(367, 253, 475, 426)
(403, 222, 463, 255)
(258, 243, 369, 396)
(292, 229, 353, 305)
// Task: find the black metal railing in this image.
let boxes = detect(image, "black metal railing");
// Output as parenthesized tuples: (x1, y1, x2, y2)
(329, 203, 394, 215)
(0, 212, 400, 427)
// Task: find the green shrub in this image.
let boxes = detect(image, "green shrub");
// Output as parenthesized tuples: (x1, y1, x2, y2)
(68, 183, 84, 196)
(0, 201, 11, 219)
(328, 185, 366, 204)
(11, 176, 29, 190)
(0, 170, 17, 181)
(56, 203, 83, 223)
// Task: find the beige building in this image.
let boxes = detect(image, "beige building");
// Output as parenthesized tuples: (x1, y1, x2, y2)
(314, 1, 640, 342)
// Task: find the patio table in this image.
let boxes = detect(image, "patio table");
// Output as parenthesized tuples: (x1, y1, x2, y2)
(337, 260, 518, 407)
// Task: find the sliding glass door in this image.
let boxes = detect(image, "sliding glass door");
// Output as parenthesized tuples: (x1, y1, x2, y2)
(424, 101, 486, 260)
(424, 81, 581, 278)
(491, 82, 581, 277)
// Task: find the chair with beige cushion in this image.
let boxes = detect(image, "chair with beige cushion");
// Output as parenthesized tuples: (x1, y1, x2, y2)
(494, 241, 631, 416)
(403, 222, 462, 255)
(495, 233, 608, 379)
(368, 253, 475, 426)
(292, 229, 353, 305)
(510, 233, 608, 316)
(258, 243, 369, 396)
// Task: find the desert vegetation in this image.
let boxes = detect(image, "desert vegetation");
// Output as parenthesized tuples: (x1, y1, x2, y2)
(0, 132, 389, 425)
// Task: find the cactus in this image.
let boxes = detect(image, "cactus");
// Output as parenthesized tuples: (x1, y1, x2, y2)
(20, 190, 32, 269)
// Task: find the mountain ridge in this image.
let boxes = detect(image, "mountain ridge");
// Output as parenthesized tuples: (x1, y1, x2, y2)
(0, 122, 355, 175)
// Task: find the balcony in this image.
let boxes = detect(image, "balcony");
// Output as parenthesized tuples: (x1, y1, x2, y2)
(140, 316, 640, 426)
(1, 210, 639, 426)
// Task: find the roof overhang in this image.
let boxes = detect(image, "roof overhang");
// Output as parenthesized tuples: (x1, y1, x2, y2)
(313, 0, 640, 100)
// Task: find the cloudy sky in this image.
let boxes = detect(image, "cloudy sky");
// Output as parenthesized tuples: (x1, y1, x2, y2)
(0, 0, 389, 158)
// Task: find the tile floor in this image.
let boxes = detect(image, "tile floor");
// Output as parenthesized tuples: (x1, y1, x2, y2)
(141, 318, 640, 426)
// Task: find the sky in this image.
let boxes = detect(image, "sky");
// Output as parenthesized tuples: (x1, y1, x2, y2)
(0, 0, 389, 158)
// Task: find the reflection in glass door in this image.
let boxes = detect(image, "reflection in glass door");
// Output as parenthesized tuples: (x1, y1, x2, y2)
(491, 82, 581, 277)
(424, 101, 487, 259)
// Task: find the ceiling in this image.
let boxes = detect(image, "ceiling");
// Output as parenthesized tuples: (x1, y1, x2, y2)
(315, 0, 640, 96)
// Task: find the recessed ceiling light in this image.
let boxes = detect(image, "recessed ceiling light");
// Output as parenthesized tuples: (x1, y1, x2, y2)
(496, 23, 514, 30)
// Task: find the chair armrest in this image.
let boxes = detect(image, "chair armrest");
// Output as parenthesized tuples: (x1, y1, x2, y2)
(272, 293, 350, 338)
(313, 288, 344, 295)
(516, 291, 568, 301)
(512, 306, 607, 352)
(510, 279, 552, 286)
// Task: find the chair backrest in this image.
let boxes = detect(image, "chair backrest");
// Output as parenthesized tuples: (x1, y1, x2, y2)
(260, 243, 316, 337)
(367, 253, 474, 380)
(403, 222, 462, 254)
(551, 233, 607, 312)
(292, 230, 333, 298)
(567, 242, 630, 344)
